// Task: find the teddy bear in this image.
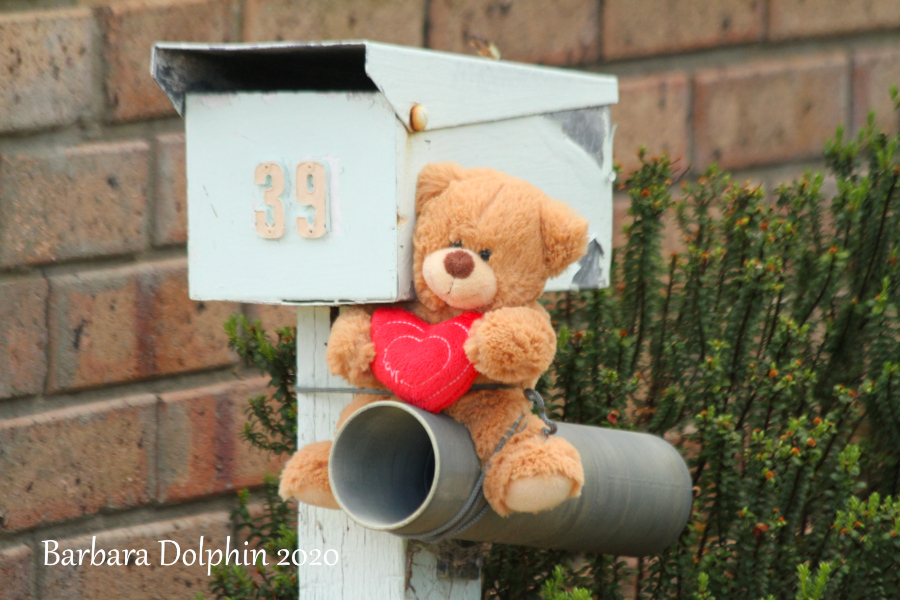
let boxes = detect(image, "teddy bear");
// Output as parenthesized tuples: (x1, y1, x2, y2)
(279, 162, 589, 517)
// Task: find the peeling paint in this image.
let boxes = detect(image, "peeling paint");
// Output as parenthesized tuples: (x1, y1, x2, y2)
(572, 238, 605, 290)
(546, 106, 609, 170)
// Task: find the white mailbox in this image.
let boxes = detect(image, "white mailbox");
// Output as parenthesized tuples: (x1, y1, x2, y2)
(152, 41, 620, 600)
(151, 41, 618, 304)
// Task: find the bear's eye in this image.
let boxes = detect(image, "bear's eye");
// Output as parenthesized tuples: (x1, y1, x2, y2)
(479, 249, 492, 261)
(450, 240, 463, 248)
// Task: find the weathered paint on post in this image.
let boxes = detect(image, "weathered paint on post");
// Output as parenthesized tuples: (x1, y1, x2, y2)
(295, 306, 406, 598)
(295, 307, 479, 600)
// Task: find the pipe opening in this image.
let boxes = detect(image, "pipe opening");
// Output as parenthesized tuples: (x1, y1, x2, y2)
(331, 405, 437, 528)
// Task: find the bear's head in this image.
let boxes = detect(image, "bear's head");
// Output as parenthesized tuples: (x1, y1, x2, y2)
(413, 162, 589, 313)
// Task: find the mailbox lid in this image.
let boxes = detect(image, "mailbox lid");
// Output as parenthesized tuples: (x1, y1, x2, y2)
(185, 91, 399, 304)
(152, 40, 618, 131)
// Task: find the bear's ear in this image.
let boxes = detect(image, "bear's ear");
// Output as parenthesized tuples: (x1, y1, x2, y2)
(540, 199, 589, 277)
(415, 162, 466, 216)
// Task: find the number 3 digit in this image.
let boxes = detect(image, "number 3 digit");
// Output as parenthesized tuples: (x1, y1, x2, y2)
(254, 162, 286, 239)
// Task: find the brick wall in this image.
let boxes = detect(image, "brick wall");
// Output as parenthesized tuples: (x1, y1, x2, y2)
(0, 1, 898, 598)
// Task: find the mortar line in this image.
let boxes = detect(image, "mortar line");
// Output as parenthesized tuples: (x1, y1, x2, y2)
(145, 127, 161, 256)
(0, 493, 248, 547)
(596, 0, 605, 63)
(0, 366, 257, 421)
(421, 0, 432, 49)
(29, 528, 41, 600)
(234, 0, 245, 42)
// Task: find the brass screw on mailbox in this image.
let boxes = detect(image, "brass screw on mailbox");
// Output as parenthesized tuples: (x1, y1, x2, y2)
(410, 105, 429, 132)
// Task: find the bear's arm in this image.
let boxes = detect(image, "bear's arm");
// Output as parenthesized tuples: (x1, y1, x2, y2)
(463, 302, 557, 385)
(325, 306, 380, 388)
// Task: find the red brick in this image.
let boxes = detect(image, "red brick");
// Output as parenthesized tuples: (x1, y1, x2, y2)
(0, 277, 49, 399)
(853, 47, 900, 134)
(243, 0, 425, 45)
(0, 546, 32, 600)
(47, 259, 237, 392)
(769, 0, 900, 40)
(0, 395, 155, 532)
(153, 132, 187, 246)
(47, 265, 140, 391)
(694, 54, 849, 170)
(428, 0, 598, 66)
(0, 141, 149, 267)
(611, 72, 691, 175)
(145, 260, 238, 376)
(158, 378, 285, 503)
(0, 8, 98, 134)
(99, 0, 234, 122)
(41, 512, 231, 599)
(603, 0, 762, 59)
(243, 304, 297, 333)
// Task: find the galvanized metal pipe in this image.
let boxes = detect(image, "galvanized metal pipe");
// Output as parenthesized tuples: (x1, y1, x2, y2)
(329, 401, 693, 556)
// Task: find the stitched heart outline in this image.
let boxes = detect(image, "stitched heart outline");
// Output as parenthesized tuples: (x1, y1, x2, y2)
(370, 308, 481, 413)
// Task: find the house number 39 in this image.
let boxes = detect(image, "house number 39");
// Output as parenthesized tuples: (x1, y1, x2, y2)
(254, 161, 328, 239)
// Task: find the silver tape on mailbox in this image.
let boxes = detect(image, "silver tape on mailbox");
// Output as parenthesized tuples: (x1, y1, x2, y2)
(329, 401, 693, 556)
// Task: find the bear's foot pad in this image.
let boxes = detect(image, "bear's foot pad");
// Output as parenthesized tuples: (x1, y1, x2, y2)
(504, 473, 577, 514)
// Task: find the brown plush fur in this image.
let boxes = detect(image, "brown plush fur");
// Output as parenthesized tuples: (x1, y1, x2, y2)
(280, 163, 588, 516)
(278, 441, 338, 509)
(443, 389, 584, 516)
(325, 306, 380, 389)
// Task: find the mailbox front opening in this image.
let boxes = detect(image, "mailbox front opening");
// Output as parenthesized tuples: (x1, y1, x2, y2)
(153, 44, 378, 114)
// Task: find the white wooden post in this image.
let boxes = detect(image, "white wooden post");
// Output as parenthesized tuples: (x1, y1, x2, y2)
(295, 306, 481, 600)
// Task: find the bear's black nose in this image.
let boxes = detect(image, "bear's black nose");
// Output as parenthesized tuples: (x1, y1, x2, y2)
(444, 250, 475, 279)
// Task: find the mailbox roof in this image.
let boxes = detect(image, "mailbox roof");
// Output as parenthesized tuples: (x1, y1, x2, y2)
(151, 41, 618, 131)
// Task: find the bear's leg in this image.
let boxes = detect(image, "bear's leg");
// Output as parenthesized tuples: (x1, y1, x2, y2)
(444, 390, 584, 516)
(279, 440, 338, 508)
(278, 393, 390, 508)
(489, 423, 584, 515)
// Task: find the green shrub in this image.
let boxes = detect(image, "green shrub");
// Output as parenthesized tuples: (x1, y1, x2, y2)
(490, 105, 900, 600)
(542, 566, 592, 600)
(206, 101, 900, 600)
(198, 319, 299, 600)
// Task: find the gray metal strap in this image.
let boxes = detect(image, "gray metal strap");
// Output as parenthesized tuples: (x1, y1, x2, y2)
(398, 413, 528, 544)
(400, 389, 560, 544)
(524, 388, 558, 436)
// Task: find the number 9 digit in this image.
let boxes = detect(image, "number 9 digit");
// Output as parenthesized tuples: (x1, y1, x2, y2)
(296, 161, 327, 238)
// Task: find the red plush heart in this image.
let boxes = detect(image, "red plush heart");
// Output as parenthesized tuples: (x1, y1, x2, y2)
(370, 307, 482, 413)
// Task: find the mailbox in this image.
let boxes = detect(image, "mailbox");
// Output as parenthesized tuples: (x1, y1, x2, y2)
(152, 41, 626, 600)
(150, 41, 618, 304)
